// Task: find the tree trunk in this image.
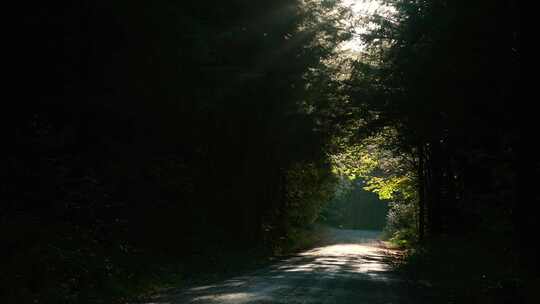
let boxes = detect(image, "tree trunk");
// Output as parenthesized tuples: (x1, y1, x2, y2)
(417, 144, 426, 241)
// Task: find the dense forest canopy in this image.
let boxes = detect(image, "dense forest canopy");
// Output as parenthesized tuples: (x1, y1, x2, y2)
(3, 0, 526, 303)
(8, 0, 349, 243)
(5, 2, 357, 301)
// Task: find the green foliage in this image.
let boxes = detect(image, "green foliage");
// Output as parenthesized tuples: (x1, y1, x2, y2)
(364, 175, 409, 201)
(331, 142, 378, 179)
(284, 161, 338, 227)
(384, 201, 417, 247)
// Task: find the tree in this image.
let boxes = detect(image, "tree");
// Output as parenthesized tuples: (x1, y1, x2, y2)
(346, 0, 520, 240)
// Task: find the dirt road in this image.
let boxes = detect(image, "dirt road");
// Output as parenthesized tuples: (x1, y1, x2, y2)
(141, 228, 412, 304)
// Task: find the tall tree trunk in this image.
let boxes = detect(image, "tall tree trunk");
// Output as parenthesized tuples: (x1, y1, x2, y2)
(424, 142, 433, 237)
(427, 140, 442, 236)
(417, 144, 426, 241)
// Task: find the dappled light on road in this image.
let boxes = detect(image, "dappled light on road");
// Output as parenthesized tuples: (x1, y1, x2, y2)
(136, 229, 410, 304)
(193, 292, 257, 302)
(277, 244, 391, 277)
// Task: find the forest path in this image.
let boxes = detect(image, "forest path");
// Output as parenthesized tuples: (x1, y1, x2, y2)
(139, 229, 411, 304)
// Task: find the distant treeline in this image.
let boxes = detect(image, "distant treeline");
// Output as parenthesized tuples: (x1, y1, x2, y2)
(322, 178, 388, 230)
